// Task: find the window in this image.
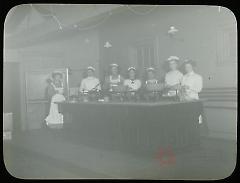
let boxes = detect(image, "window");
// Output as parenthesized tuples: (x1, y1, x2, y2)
(128, 37, 157, 75)
(216, 24, 237, 66)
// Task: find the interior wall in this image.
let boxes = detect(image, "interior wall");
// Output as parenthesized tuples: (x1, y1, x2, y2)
(99, 6, 237, 88)
(4, 30, 100, 130)
(97, 6, 237, 141)
(4, 30, 99, 71)
(3, 62, 21, 133)
(4, 6, 237, 138)
(5, 6, 237, 88)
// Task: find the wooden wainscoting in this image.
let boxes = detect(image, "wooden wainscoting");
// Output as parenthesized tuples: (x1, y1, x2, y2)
(199, 87, 237, 140)
(26, 101, 48, 130)
(199, 87, 237, 110)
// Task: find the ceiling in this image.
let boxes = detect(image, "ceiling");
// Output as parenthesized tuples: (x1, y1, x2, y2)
(4, 4, 122, 49)
(4, 5, 219, 49)
(5, 4, 121, 33)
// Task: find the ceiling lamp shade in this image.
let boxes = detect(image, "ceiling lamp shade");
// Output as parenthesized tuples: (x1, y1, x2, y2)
(104, 41, 112, 48)
(168, 26, 178, 35)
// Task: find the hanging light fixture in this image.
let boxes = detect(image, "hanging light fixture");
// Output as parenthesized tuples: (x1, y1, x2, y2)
(104, 41, 112, 48)
(166, 25, 184, 42)
(168, 26, 179, 35)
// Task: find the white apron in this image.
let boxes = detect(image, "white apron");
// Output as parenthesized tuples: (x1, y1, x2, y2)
(45, 93, 65, 128)
(109, 75, 121, 91)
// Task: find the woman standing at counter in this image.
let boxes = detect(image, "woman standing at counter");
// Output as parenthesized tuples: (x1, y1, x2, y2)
(79, 66, 101, 101)
(104, 63, 124, 90)
(124, 67, 142, 101)
(179, 60, 203, 101)
(144, 67, 163, 101)
(79, 66, 101, 93)
(164, 56, 183, 97)
(103, 63, 125, 101)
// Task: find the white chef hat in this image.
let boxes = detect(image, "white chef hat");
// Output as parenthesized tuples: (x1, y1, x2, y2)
(167, 56, 180, 62)
(128, 67, 136, 71)
(146, 67, 155, 72)
(110, 63, 118, 67)
(87, 66, 95, 71)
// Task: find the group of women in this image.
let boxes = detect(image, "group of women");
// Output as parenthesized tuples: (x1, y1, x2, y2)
(79, 56, 203, 102)
(44, 56, 203, 128)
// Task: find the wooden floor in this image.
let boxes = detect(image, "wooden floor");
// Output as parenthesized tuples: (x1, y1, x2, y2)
(3, 128, 236, 179)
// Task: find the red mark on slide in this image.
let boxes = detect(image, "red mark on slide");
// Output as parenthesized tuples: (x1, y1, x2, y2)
(156, 146, 176, 166)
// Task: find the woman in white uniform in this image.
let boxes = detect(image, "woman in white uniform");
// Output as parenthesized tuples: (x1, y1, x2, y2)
(180, 60, 204, 126)
(164, 56, 183, 97)
(144, 67, 162, 101)
(79, 66, 101, 92)
(103, 63, 125, 101)
(145, 67, 158, 85)
(105, 63, 124, 90)
(79, 66, 101, 101)
(179, 60, 203, 101)
(124, 67, 142, 101)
